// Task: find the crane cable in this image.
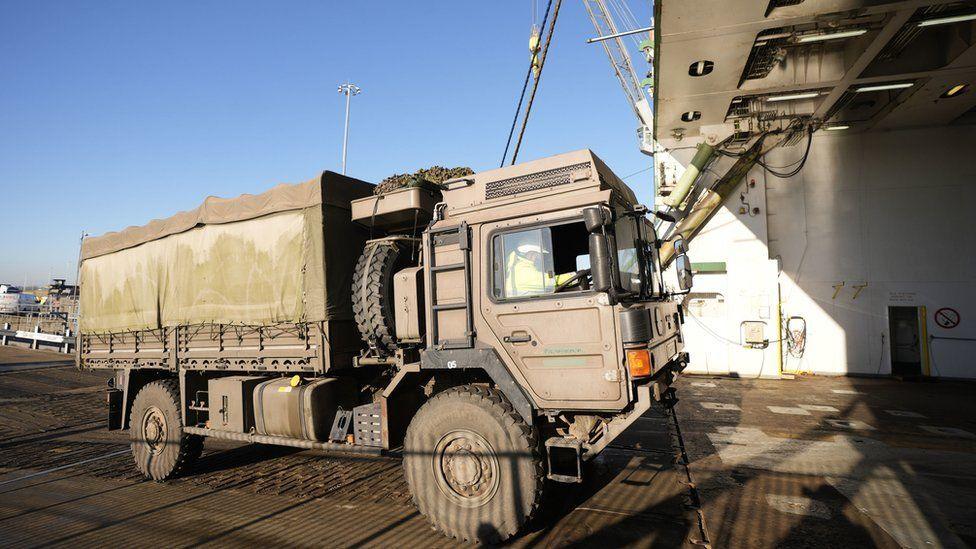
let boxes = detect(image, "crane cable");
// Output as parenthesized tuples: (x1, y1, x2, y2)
(500, 0, 553, 168)
(511, 0, 563, 165)
(503, 0, 563, 166)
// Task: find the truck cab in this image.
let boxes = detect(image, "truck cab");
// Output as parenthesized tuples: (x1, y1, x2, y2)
(354, 149, 690, 476)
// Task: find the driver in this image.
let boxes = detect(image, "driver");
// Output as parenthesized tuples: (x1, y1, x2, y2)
(504, 242, 576, 297)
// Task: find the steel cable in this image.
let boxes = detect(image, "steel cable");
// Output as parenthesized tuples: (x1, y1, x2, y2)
(501, 0, 554, 167)
(510, 0, 563, 165)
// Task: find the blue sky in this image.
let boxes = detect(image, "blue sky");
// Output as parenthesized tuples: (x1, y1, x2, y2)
(1, 1, 653, 285)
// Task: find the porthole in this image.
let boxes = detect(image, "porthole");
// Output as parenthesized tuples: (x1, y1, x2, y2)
(689, 60, 714, 77)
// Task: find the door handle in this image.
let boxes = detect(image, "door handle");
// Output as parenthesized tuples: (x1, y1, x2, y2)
(504, 332, 532, 343)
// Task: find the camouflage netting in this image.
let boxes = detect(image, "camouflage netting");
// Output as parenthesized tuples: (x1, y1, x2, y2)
(374, 166, 474, 195)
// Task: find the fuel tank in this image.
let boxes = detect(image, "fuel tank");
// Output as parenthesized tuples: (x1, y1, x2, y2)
(253, 377, 356, 441)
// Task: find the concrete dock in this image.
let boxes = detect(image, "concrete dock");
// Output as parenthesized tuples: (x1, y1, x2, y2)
(0, 346, 74, 372)
(0, 349, 973, 547)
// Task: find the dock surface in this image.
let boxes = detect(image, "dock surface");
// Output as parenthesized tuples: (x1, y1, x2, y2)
(1, 349, 974, 547)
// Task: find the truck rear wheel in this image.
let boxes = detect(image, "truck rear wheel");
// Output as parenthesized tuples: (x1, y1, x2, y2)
(403, 385, 543, 544)
(129, 379, 202, 481)
(352, 240, 411, 354)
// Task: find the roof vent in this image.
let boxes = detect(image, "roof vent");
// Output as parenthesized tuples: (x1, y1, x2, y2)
(484, 162, 591, 200)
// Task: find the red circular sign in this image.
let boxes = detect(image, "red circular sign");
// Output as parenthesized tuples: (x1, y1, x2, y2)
(934, 307, 960, 329)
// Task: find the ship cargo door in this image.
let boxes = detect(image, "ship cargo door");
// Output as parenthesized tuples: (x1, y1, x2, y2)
(888, 306, 921, 376)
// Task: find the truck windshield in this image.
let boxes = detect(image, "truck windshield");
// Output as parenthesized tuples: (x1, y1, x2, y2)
(640, 216, 661, 296)
(614, 208, 661, 299)
(614, 213, 643, 294)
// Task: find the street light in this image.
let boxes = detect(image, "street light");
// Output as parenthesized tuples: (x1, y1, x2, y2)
(337, 82, 361, 175)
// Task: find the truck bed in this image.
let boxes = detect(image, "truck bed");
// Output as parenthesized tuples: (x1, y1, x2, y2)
(78, 319, 360, 374)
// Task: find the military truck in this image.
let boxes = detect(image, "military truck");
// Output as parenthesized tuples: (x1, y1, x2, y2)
(78, 149, 692, 543)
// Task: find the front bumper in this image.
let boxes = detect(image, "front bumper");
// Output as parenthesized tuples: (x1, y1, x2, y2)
(583, 352, 687, 459)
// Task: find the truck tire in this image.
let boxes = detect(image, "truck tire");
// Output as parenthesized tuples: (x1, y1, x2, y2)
(129, 379, 203, 481)
(403, 385, 543, 544)
(352, 240, 411, 354)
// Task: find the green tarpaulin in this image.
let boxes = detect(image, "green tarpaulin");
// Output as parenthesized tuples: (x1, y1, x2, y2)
(79, 172, 374, 334)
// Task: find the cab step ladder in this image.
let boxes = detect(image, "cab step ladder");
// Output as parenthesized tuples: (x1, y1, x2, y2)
(426, 221, 474, 349)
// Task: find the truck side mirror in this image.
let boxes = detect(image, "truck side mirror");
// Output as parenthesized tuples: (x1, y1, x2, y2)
(588, 233, 613, 294)
(675, 254, 693, 291)
(654, 210, 676, 223)
(583, 206, 610, 233)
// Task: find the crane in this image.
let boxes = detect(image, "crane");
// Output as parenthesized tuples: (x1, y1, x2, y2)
(581, 0, 655, 156)
(582, 0, 687, 213)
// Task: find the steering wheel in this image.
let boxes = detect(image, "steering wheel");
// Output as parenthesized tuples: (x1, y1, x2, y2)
(554, 269, 592, 293)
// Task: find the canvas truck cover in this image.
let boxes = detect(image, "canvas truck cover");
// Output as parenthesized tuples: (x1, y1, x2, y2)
(79, 172, 374, 334)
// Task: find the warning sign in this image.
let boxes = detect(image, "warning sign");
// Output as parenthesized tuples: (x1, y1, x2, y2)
(934, 308, 960, 329)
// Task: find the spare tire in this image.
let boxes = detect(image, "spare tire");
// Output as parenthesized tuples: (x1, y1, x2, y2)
(352, 239, 414, 354)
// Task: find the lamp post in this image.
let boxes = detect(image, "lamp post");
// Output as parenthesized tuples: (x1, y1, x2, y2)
(337, 82, 361, 175)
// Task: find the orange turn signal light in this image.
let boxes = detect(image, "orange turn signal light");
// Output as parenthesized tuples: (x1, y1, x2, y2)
(626, 349, 652, 378)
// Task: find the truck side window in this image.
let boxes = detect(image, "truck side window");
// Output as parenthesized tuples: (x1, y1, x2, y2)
(492, 221, 590, 300)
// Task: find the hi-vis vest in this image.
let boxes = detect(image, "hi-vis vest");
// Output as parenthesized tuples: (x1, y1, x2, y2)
(504, 252, 573, 297)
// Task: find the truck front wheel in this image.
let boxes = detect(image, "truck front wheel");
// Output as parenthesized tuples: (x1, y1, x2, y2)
(403, 385, 543, 543)
(129, 379, 202, 480)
